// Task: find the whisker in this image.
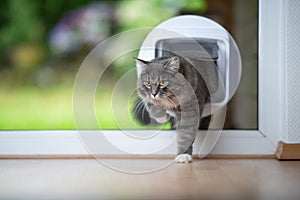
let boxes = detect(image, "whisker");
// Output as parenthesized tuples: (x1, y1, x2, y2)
(135, 99, 146, 117)
(134, 98, 144, 115)
(133, 97, 150, 125)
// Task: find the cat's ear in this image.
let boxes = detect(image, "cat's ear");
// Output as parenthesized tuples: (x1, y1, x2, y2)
(134, 57, 149, 71)
(165, 56, 180, 71)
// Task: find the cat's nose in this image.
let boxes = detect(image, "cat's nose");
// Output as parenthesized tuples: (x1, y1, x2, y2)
(151, 89, 158, 98)
(151, 93, 157, 98)
(151, 92, 158, 99)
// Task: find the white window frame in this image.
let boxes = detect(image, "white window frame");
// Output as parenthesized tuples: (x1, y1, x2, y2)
(0, 0, 283, 157)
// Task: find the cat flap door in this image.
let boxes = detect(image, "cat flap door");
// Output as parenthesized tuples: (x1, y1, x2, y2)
(155, 37, 220, 96)
(137, 15, 242, 116)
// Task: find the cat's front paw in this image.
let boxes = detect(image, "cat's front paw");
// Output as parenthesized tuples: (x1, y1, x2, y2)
(153, 114, 170, 124)
(175, 154, 193, 163)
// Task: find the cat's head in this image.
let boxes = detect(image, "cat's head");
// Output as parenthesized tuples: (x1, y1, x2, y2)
(136, 56, 181, 108)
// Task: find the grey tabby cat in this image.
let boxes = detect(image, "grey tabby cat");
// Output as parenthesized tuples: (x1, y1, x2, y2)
(136, 55, 217, 163)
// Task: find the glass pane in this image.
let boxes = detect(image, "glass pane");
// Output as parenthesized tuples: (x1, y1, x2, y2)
(0, 0, 257, 130)
(204, 0, 258, 129)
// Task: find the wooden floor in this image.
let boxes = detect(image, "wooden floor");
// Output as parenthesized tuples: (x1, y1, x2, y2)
(0, 158, 300, 200)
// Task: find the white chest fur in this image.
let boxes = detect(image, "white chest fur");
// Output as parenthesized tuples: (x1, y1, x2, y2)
(166, 110, 176, 117)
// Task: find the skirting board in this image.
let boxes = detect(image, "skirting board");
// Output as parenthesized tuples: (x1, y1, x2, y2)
(275, 141, 300, 160)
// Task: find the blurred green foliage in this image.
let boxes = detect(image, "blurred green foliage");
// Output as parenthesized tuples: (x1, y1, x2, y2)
(0, 0, 206, 129)
(0, 0, 90, 65)
(117, 0, 206, 30)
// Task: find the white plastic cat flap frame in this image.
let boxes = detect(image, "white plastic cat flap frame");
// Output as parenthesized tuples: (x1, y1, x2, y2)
(137, 15, 242, 116)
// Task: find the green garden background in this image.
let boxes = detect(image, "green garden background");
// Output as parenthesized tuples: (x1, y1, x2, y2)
(0, 0, 206, 129)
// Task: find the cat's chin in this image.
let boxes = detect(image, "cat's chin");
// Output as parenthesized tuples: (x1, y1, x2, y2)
(175, 154, 193, 163)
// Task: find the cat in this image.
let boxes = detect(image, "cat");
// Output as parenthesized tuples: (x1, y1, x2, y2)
(135, 55, 218, 163)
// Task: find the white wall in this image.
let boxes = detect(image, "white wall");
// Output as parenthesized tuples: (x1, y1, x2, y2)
(259, 0, 300, 144)
(280, 0, 300, 143)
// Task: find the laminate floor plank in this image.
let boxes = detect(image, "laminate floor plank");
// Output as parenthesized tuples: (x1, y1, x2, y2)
(0, 159, 299, 200)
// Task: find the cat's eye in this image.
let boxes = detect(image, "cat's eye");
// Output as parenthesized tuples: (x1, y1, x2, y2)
(144, 81, 151, 87)
(159, 80, 168, 87)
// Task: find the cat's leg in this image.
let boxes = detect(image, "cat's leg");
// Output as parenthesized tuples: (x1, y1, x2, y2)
(146, 103, 170, 124)
(184, 143, 193, 155)
(175, 108, 199, 163)
(177, 115, 210, 163)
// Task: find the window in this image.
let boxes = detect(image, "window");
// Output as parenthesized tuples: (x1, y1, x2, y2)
(0, 0, 257, 130)
(0, 0, 282, 158)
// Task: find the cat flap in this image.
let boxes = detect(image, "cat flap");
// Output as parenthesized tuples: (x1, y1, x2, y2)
(155, 38, 220, 94)
(155, 38, 218, 61)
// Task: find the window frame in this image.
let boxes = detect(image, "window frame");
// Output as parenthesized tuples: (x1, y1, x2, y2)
(0, 0, 282, 157)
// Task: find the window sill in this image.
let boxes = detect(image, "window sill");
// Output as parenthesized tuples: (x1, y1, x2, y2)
(0, 130, 276, 158)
